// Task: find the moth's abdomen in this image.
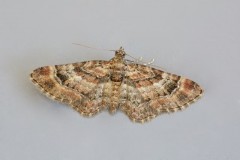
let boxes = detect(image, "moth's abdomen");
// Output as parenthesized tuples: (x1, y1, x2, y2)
(108, 81, 122, 113)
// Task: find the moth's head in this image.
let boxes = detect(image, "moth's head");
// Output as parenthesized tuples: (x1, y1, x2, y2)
(115, 47, 126, 58)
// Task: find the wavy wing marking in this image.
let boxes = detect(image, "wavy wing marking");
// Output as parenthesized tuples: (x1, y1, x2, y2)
(30, 60, 111, 116)
(120, 64, 203, 123)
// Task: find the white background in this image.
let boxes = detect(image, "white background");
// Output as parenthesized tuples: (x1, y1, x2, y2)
(1, 0, 240, 160)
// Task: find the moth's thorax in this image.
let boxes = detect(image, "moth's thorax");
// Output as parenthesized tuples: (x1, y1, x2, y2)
(110, 55, 126, 82)
(109, 47, 126, 79)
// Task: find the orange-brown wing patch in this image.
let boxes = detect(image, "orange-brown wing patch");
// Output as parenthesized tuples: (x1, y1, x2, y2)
(30, 61, 111, 117)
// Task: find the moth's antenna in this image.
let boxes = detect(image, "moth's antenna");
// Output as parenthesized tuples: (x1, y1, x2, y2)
(125, 53, 155, 66)
(72, 43, 116, 52)
(125, 53, 141, 61)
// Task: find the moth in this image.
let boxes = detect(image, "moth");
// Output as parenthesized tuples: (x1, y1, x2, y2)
(30, 47, 203, 123)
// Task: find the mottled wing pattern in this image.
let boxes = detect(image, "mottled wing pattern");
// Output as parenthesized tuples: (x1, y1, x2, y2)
(30, 60, 111, 116)
(120, 63, 203, 123)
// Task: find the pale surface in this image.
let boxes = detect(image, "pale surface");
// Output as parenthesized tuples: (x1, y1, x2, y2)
(0, 0, 240, 160)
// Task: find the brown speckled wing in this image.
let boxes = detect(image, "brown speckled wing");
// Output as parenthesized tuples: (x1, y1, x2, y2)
(120, 63, 203, 123)
(30, 60, 111, 117)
